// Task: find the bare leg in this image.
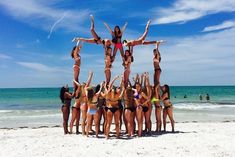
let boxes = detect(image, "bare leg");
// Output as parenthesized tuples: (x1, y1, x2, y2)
(73, 66, 80, 91)
(124, 69, 130, 88)
(163, 108, 167, 132)
(145, 108, 151, 133)
(156, 107, 162, 132)
(167, 108, 175, 132)
(137, 20, 151, 41)
(81, 104, 88, 135)
(75, 108, 80, 134)
(90, 15, 101, 42)
(136, 107, 143, 137)
(69, 107, 77, 133)
(154, 69, 161, 86)
(112, 47, 118, 62)
(143, 41, 157, 45)
(119, 108, 123, 131)
(123, 109, 128, 133)
(61, 106, 70, 134)
(105, 69, 111, 84)
(86, 113, 92, 137)
(105, 110, 113, 139)
(94, 111, 100, 137)
(114, 110, 121, 138)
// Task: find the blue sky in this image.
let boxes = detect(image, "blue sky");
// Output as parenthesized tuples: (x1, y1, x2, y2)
(0, 0, 235, 88)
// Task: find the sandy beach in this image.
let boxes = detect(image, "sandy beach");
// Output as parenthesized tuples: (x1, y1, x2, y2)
(1, 122, 235, 157)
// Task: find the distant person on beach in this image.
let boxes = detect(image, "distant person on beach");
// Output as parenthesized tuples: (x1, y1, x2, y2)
(104, 21, 127, 62)
(60, 85, 74, 134)
(199, 94, 203, 101)
(85, 82, 104, 137)
(161, 84, 175, 132)
(206, 94, 210, 101)
(184, 95, 187, 98)
(71, 41, 82, 91)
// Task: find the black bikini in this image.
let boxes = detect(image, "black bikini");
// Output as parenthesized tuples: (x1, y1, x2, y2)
(105, 106, 119, 113)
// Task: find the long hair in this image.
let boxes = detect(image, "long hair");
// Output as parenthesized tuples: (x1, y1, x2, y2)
(87, 89, 95, 102)
(60, 87, 66, 103)
(95, 84, 101, 93)
(71, 46, 77, 58)
(153, 49, 161, 62)
(126, 87, 133, 103)
(163, 84, 170, 99)
(114, 25, 121, 37)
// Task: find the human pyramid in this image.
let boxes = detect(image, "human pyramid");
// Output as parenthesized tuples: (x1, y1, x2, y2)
(60, 15, 175, 139)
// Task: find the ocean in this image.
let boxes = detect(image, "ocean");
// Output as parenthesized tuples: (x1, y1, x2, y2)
(0, 86, 235, 128)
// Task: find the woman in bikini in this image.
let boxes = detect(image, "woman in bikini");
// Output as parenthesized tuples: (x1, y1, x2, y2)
(69, 81, 81, 134)
(60, 85, 74, 134)
(123, 86, 135, 137)
(74, 71, 93, 135)
(85, 82, 104, 137)
(132, 82, 150, 137)
(104, 21, 127, 62)
(103, 76, 123, 139)
(153, 40, 165, 86)
(71, 41, 82, 91)
(123, 48, 133, 88)
(161, 84, 175, 132)
(122, 20, 151, 48)
(142, 72, 152, 134)
(152, 84, 162, 132)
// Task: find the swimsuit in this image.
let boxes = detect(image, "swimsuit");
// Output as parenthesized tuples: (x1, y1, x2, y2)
(88, 108, 97, 115)
(105, 106, 119, 114)
(124, 106, 136, 112)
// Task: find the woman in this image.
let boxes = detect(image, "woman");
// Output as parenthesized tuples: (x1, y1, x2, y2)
(103, 76, 123, 139)
(142, 73, 152, 134)
(104, 22, 127, 62)
(161, 84, 175, 132)
(123, 86, 135, 137)
(153, 40, 164, 86)
(122, 20, 151, 48)
(132, 82, 150, 137)
(71, 42, 82, 91)
(69, 81, 81, 134)
(77, 71, 93, 135)
(60, 85, 73, 134)
(123, 49, 133, 88)
(152, 84, 162, 132)
(85, 82, 104, 137)
(104, 46, 113, 84)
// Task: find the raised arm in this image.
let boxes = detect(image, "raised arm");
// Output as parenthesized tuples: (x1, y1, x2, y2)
(108, 75, 120, 90)
(96, 82, 105, 95)
(156, 40, 166, 50)
(121, 22, 128, 33)
(104, 22, 114, 35)
(85, 71, 93, 87)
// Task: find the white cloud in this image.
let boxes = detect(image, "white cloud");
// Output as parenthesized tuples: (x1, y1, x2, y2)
(152, 0, 235, 24)
(0, 0, 90, 33)
(16, 61, 70, 73)
(0, 54, 12, 59)
(202, 20, 235, 32)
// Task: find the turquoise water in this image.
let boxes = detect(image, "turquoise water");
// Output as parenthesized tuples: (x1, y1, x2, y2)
(0, 86, 235, 128)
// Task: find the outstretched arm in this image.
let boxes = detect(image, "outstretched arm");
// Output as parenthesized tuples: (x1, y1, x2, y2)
(121, 22, 128, 33)
(108, 75, 120, 90)
(96, 82, 105, 95)
(104, 22, 114, 36)
(85, 71, 93, 87)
